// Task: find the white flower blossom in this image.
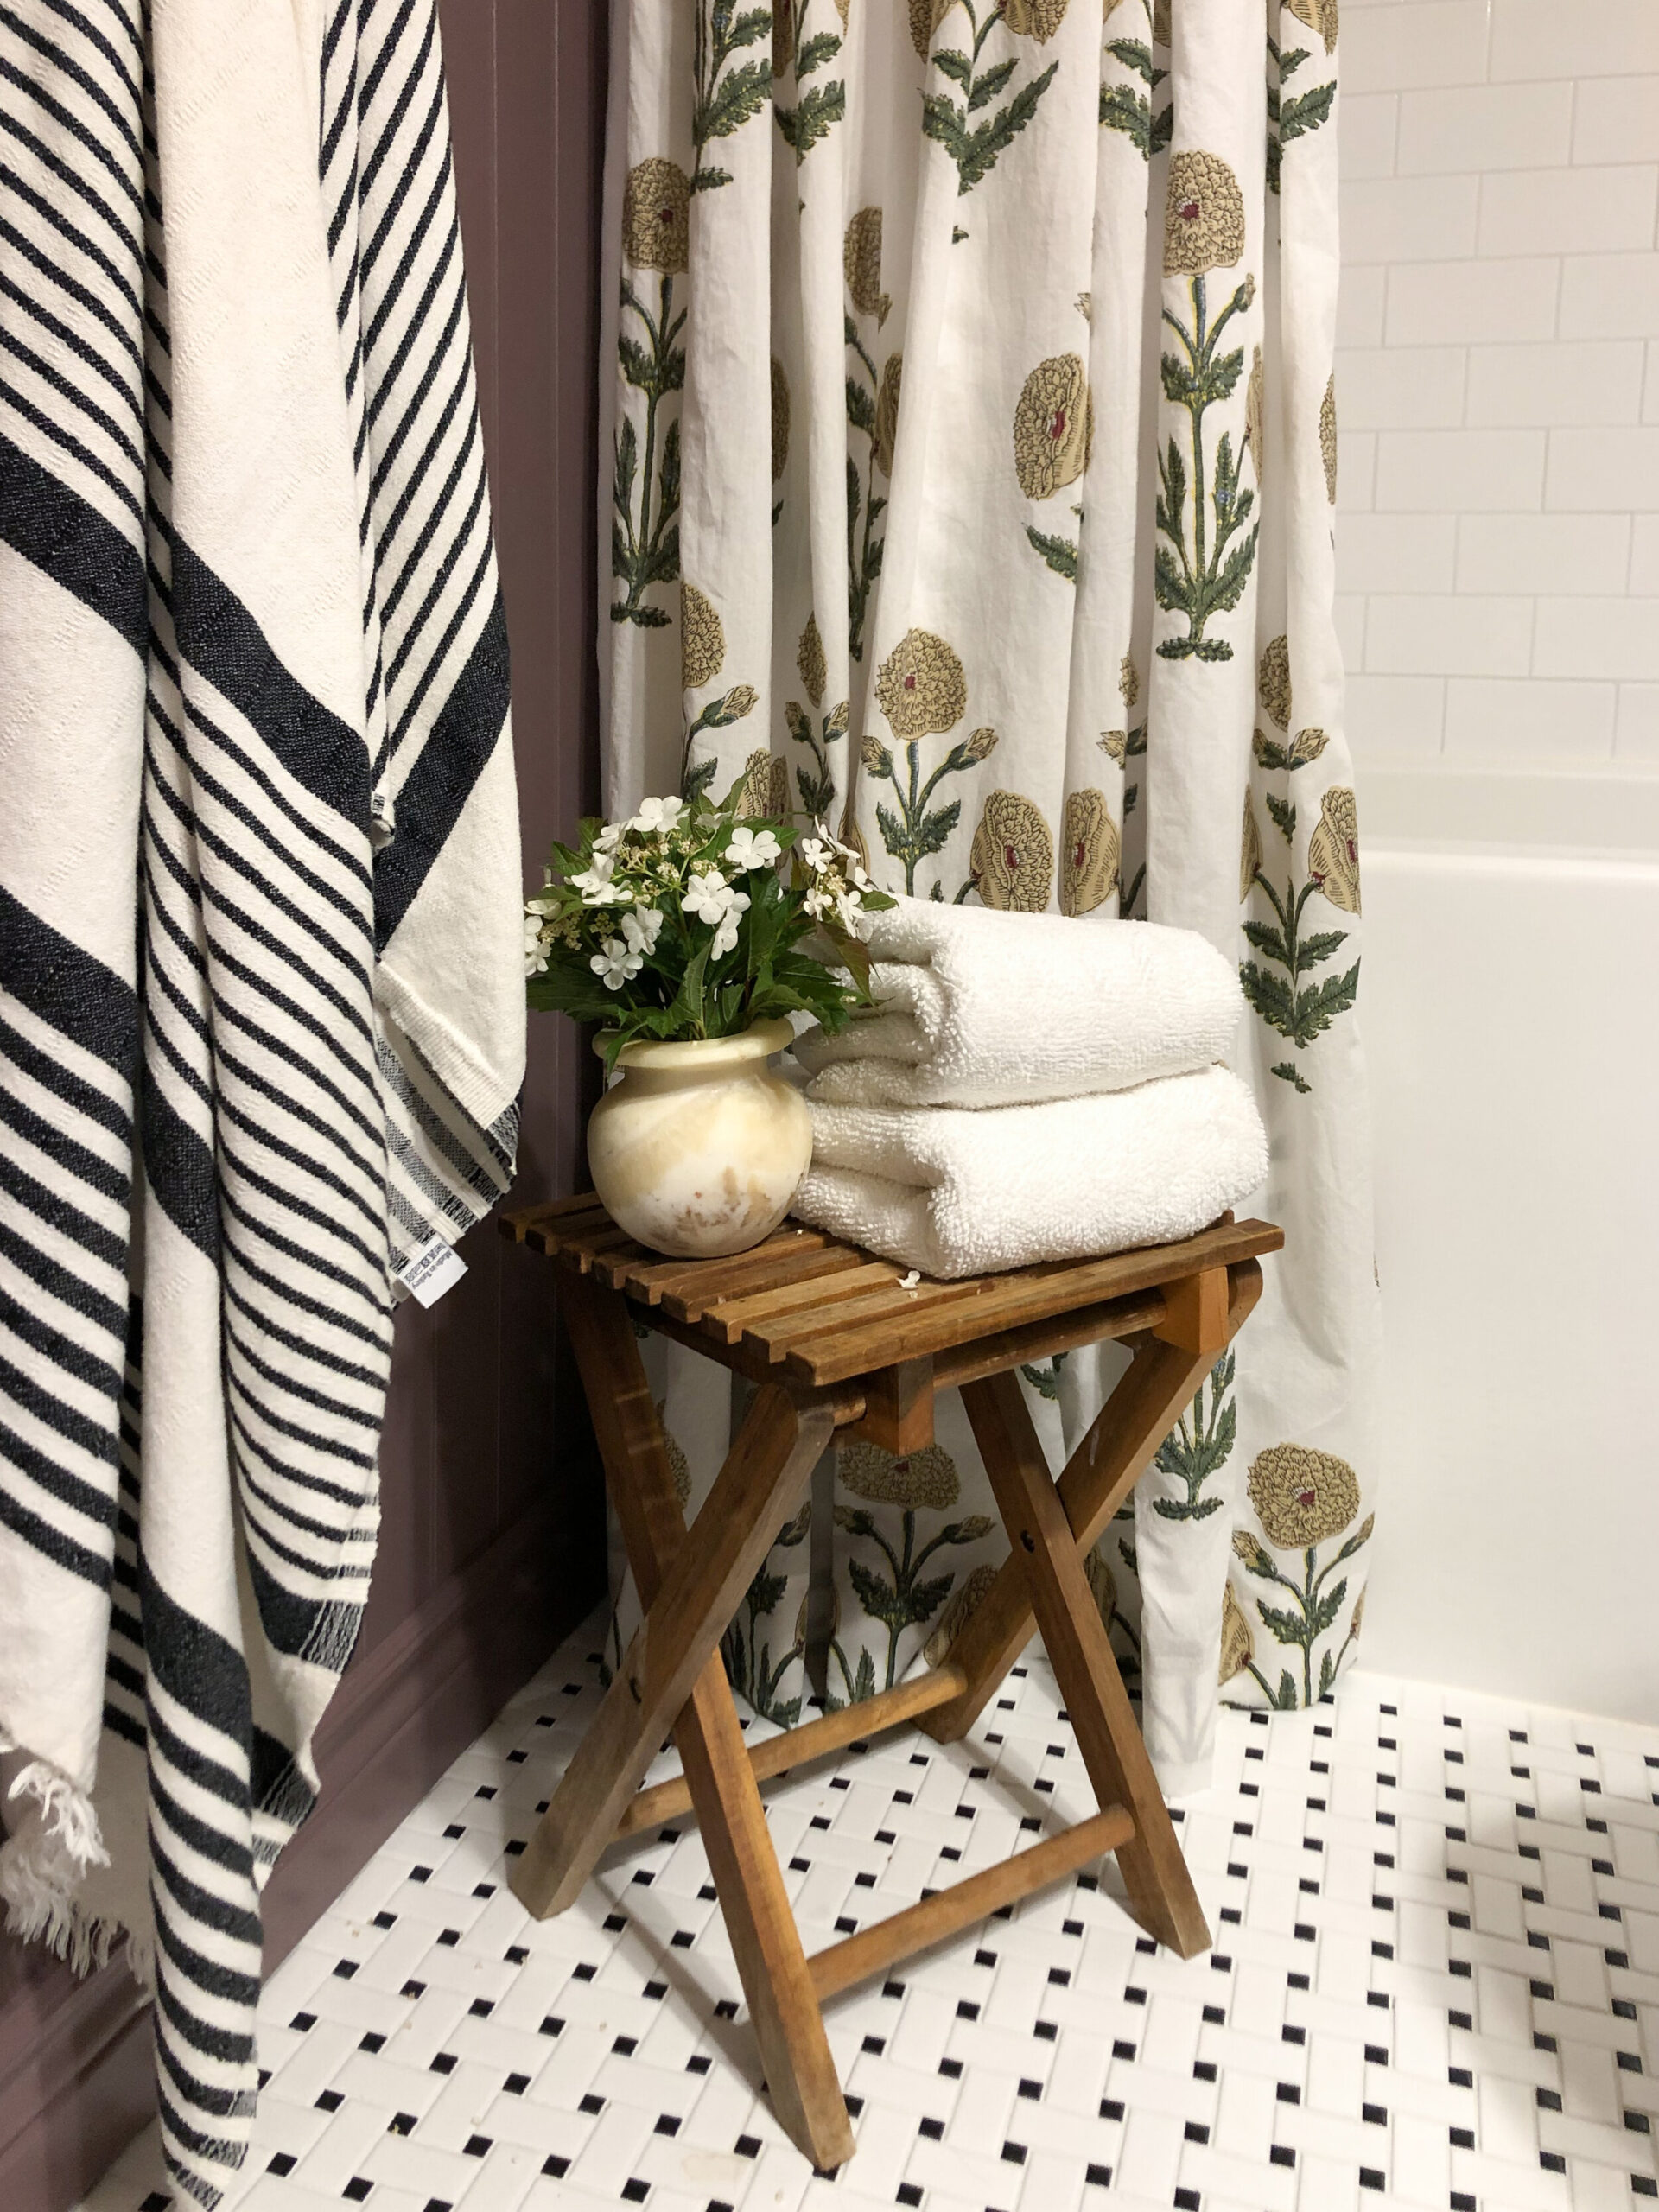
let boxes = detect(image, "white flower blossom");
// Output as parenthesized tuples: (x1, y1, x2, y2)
(590, 937, 643, 991)
(725, 825, 781, 874)
(524, 913, 550, 976)
(800, 836, 830, 872)
(684, 869, 733, 925)
(629, 795, 684, 836)
(594, 821, 623, 854)
(620, 905, 664, 955)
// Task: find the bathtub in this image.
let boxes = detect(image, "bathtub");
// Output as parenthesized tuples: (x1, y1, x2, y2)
(1358, 766, 1659, 1725)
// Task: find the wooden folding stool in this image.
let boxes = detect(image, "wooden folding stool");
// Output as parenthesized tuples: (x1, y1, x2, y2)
(501, 1198, 1283, 2171)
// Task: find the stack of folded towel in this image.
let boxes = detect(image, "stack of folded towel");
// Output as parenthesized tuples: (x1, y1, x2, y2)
(791, 899, 1268, 1279)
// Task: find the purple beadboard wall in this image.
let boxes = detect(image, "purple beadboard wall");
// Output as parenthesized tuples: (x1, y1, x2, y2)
(0, 7, 609, 2204)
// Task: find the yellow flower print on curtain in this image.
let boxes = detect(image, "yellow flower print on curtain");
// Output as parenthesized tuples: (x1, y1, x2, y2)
(865, 630, 999, 893)
(601, 0, 1377, 1750)
(1232, 1446, 1373, 1707)
(970, 789, 1055, 910)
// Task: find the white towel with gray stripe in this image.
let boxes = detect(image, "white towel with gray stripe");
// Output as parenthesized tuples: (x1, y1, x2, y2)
(793, 1070, 1268, 1280)
(0, 3, 522, 2202)
(792, 895, 1242, 1109)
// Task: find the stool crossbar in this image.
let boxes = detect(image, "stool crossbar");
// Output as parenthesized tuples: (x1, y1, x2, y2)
(501, 1198, 1283, 2171)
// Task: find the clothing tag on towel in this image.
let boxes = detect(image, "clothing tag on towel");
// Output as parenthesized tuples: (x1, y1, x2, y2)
(397, 1233, 468, 1307)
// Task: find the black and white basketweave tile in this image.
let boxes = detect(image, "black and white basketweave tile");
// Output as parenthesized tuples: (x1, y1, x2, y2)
(79, 1614, 1659, 2212)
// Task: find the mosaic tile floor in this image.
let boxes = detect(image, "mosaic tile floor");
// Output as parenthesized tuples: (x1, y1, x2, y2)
(80, 1611, 1659, 2212)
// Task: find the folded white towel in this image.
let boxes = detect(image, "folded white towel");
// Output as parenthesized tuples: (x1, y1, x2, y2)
(793, 895, 1242, 1109)
(792, 1068, 1268, 1279)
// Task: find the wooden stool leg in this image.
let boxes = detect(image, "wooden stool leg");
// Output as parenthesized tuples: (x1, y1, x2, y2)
(963, 1369, 1211, 1959)
(526, 1274, 855, 2172)
(511, 1370, 832, 1920)
(920, 1329, 1234, 1744)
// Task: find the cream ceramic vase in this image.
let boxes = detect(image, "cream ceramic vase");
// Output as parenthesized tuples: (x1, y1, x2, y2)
(587, 1018, 811, 1258)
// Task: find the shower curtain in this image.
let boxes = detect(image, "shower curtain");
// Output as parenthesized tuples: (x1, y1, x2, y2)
(0, 2, 521, 2202)
(598, 0, 1377, 1788)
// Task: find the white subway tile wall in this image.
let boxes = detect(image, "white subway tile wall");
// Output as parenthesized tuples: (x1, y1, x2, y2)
(1335, 0, 1659, 765)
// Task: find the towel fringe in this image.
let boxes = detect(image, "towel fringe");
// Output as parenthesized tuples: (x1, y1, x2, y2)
(0, 1742, 123, 1977)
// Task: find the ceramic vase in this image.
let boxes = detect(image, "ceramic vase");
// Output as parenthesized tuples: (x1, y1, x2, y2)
(587, 1018, 810, 1257)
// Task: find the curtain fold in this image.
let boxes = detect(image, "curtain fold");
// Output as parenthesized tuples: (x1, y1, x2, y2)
(601, 0, 1376, 1782)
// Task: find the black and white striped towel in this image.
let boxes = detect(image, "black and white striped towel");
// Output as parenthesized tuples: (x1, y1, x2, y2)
(0, 1, 524, 2200)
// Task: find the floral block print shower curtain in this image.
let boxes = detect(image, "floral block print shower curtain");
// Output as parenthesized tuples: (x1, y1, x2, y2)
(595, 0, 1378, 1789)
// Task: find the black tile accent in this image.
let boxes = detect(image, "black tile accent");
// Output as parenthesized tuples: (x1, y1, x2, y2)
(1632, 2177, 1657, 2200)
(467, 1998, 493, 2018)
(1282, 2025, 1306, 2045)
(736, 2135, 762, 2159)
(1277, 2084, 1301, 2106)
(1001, 2141, 1027, 2165)
(1100, 2099, 1125, 2122)
(505, 2073, 531, 2097)
(621, 2180, 650, 2203)
(344, 2181, 372, 2202)
(1193, 2060, 1217, 2083)
(1017, 2077, 1042, 2101)
(957, 2000, 980, 2021)
(1363, 2103, 1387, 2126)
(267, 2158, 296, 2178)
(1537, 2088, 1563, 2112)
(1202, 2005, 1226, 2025)
(897, 2186, 924, 2208)
(579, 2093, 605, 2115)
(1359, 2171, 1384, 2192)
(919, 2118, 945, 2140)
(429, 2053, 458, 2075)
(1112, 2040, 1136, 2062)
(390, 2113, 417, 2136)
(359, 2033, 385, 2056)
(1175, 2190, 1201, 2211)
(316, 2090, 344, 2113)
(1184, 2121, 1210, 2145)
(401, 1980, 426, 1999)
(462, 2136, 491, 2158)
(939, 2057, 963, 2080)
(1365, 2044, 1388, 2066)
(1540, 2152, 1567, 2175)
(1084, 2162, 1111, 2187)
(292, 2012, 317, 2031)
(1270, 2147, 1295, 2169)
(1450, 2127, 1475, 2149)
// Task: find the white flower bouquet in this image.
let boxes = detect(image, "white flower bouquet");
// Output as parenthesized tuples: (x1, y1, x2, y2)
(524, 788, 893, 1067)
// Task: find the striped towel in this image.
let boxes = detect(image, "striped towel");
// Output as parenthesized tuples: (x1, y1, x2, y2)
(0, 2, 523, 2202)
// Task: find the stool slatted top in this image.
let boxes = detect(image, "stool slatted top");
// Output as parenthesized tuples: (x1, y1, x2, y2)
(501, 1196, 1283, 2173)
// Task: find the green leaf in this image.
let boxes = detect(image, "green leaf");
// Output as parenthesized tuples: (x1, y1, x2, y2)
(853, 1647, 876, 1702)
(1272, 1669, 1300, 1710)
(1295, 926, 1349, 973)
(1025, 525, 1078, 581)
(969, 57, 1017, 112)
(912, 799, 962, 859)
(847, 1554, 907, 1631)
(1257, 1601, 1309, 1647)
(1104, 37, 1160, 85)
(846, 375, 876, 435)
(1240, 958, 1297, 1038)
(1276, 42, 1312, 76)
(1309, 1576, 1349, 1640)
(1152, 1492, 1224, 1522)
(1282, 79, 1336, 147)
(1288, 959, 1361, 1046)
(1254, 732, 1293, 772)
(1150, 101, 1173, 154)
(1271, 1060, 1313, 1094)
(795, 29, 840, 76)
(681, 753, 720, 803)
(933, 48, 972, 91)
(776, 76, 846, 157)
(1098, 81, 1153, 155)
(1266, 792, 1297, 842)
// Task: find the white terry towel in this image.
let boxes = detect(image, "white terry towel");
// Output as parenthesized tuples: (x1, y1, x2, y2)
(793, 896, 1242, 1108)
(793, 1068, 1268, 1279)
